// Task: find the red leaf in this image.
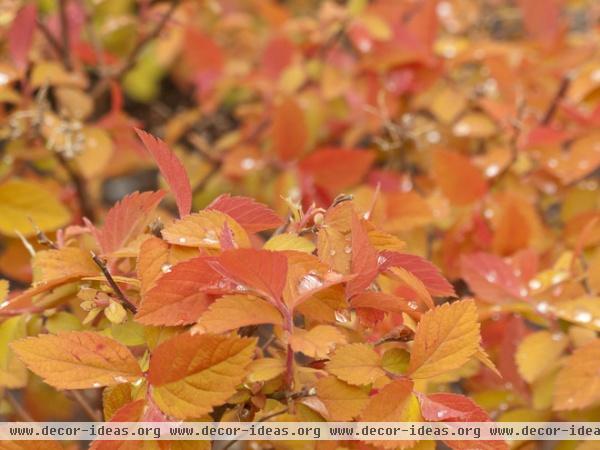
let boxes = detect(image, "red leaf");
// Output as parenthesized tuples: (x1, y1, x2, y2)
(299, 148, 375, 194)
(208, 249, 288, 302)
(261, 34, 295, 80)
(208, 194, 283, 233)
(350, 292, 418, 320)
(134, 129, 192, 218)
(432, 149, 488, 205)
(219, 222, 236, 250)
(271, 97, 309, 161)
(8, 4, 37, 70)
(346, 214, 378, 298)
(460, 252, 526, 304)
(379, 251, 456, 297)
(95, 190, 165, 255)
(135, 257, 223, 326)
(518, 0, 563, 48)
(418, 393, 508, 450)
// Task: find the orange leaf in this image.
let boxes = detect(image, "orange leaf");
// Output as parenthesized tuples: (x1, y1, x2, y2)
(351, 292, 418, 319)
(460, 252, 526, 303)
(136, 257, 222, 326)
(284, 251, 349, 309)
(432, 149, 488, 205)
(271, 97, 309, 161)
(408, 299, 480, 379)
(386, 266, 434, 310)
(93, 190, 165, 255)
(300, 148, 375, 194)
(553, 339, 600, 411)
(209, 249, 288, 302)
(8, 4, 37, 71)
(0, 441, 64, 450)
(148, 333, 256, 419)
(161, 210, 251, 249)
(359, 379, 421, 449)
(208, 194, 283, 233)
(418, 393, 508, 450)
(136, 237, 169, 294)
(326, 343, 384, 385)
(289, 325, 347, 359)
(135, 129, 192, 218)
(346, 214, 379, 298)
(379, 251, 455, 297)
(517, 0, 563, 48)
(11, 332, 142, 389)
(316, 375, 370, 421)
(193, 294, 283, 334)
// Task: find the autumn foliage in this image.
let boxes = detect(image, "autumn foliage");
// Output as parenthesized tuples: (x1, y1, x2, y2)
(1, 0, 600, 449)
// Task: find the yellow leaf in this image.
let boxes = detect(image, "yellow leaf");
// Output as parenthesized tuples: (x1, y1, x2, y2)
(554, 297, 600, 331)
(0, 440, 65, 450)
(359, 379, 421, 449)
(148, 333, 256, 419)
(192, 295, 283, 334)
(381, 348, 410, 375)
(105, 301, 127, 324)
(246, 358, 285, 383)
(516, 331, 567, 383)
(367, 229, 406, 251)
(326, 343, 384, 385)
(0, 316, 28, 388)
(264, 233, 316, 253)
(295, 285, 348, 323)
(0, 279, 7, 302)
(475, 346, 500, 377)
(408, 299, 481, 379)
(74, 127, 114, 179)
(289, 325, 347, 359)
(11, 331, 143, 389)
(161, 210, 250, 249)
(103, 383, 133, 420)
(316, 375, 369, 420)
(554, 339, 600, 411)
(453, 112, 497, 138)
(30, 61, 87, 88)
(0, 179, 71, 236)
(33, 247, 98, 283)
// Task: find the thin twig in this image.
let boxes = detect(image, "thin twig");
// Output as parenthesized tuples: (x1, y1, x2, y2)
(541, 75, 571, 125)
(6, 392, 34, 422)
(36, 19, 64, 61)
(54, 152, 95, 222)
(79, 0, 107, 77)
(192, 162, 221, 197)
(28, 217, 58, 249)
(67, 391, 102, 421)
(58, 0, 73, 70)
(91, 0, 180, 99)
(91, 252, 138, 313)
(222, 408, 289, 450)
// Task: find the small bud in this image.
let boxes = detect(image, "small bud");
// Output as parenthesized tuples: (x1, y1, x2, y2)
(105, 301, 127, 324)
(313, 212, 324, 225)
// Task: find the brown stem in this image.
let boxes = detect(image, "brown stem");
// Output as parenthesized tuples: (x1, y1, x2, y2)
(91, 252, 138, 314)
(54, 152, 95, 222)
(67, 391, 102, 421)
(36, 19, 64, 61)
(28, 217, 58, 249)
(79, 0, 106, 77)
(91, 0, 180, 99)
(58, 0, 73, 70)
(541, 76, 571, 125)
(222, 408, 289, 450)
(6, 391, 34, 422)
